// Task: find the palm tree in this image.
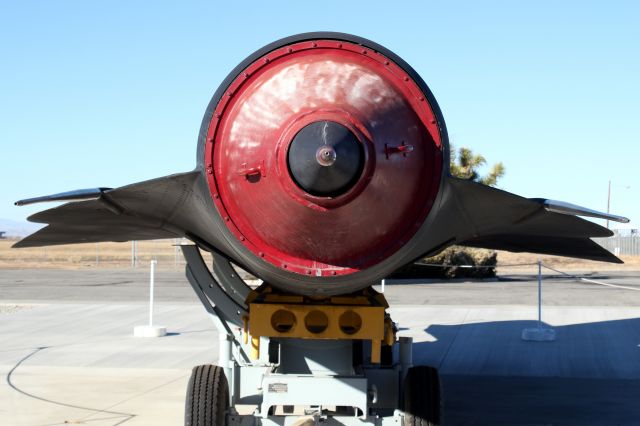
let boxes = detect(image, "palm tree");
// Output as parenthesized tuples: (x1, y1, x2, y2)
(449, 146, 505, 187)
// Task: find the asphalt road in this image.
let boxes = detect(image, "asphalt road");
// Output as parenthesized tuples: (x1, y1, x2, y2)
(1, 268, 639, 306)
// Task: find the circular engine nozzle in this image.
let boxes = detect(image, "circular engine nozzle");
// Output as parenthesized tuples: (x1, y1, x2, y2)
(200, 33, 446, 282)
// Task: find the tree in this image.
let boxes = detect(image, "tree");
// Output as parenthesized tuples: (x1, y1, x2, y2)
(449, 146, 505, 187)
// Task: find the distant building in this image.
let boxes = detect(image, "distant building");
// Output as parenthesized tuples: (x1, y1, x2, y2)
(0, 231, 6, 239)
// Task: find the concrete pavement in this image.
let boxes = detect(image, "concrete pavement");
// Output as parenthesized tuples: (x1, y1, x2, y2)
(1, 269, 640, 425)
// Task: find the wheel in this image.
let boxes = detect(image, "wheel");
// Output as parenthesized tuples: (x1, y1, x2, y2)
(185, 364, 229, 426)
(403, 365, 442, 426)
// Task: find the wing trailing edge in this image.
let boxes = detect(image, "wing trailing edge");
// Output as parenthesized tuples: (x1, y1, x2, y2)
(13, 171, 203, 248)
(427, 177, 623, 263)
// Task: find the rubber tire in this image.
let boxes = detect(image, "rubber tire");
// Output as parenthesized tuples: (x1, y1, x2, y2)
(403, 365, 442, 426)
(185, 364, 229, 426)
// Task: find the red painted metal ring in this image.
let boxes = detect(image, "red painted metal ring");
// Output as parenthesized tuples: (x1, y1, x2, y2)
(203, 38, 443, 277)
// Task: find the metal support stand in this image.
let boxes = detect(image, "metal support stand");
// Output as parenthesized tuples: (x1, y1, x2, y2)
(179, 244, 430, 426)
(522, 260, 556, 342)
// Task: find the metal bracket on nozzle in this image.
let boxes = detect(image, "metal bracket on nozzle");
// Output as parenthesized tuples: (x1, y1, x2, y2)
(384, 142, 414, 159)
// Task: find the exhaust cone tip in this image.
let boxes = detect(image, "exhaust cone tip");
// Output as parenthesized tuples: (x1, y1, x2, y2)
(287, 120, 364, 197)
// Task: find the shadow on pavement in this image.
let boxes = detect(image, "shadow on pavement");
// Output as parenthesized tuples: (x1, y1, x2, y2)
(410, 318, 640, 425)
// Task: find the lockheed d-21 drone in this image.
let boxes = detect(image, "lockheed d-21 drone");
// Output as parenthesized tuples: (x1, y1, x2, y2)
(15, 33, 628, 426)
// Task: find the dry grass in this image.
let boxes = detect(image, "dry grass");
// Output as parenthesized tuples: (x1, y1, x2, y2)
(0, 238, 187, 270)
(1, 238, 638, 273)
(496, 250, 640, 273)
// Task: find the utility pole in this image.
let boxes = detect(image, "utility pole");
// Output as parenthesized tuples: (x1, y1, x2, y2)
(606, 180, 611, 229)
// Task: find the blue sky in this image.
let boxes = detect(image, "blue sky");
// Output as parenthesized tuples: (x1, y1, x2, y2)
(1, 1, 638, 229)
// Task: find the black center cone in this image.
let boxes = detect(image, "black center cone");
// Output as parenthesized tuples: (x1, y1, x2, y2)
(287, 121, 365, 197)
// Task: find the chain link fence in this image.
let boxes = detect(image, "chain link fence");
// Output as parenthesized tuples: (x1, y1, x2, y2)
(594, 230, 640, 256)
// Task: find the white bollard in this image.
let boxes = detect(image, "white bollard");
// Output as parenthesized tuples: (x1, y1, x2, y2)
(149, 259, 156, 326)
(134, 260, 167, 337)
(521, 260, 556, 342)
